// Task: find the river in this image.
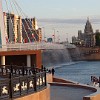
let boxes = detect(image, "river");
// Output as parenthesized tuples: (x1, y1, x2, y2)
(54, 61, 100, 84)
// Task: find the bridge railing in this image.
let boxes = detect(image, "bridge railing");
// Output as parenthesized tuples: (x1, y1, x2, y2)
(0, 65, 46, 100)
(0, 42, 67, 51)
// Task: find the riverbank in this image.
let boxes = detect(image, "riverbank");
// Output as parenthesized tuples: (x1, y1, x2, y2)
(47, 73, 100, 100)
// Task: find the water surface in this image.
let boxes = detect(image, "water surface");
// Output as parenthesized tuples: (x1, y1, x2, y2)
(55, 61, 100, 84)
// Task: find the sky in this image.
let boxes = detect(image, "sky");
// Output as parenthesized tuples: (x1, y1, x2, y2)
(15, 0, 100, 19)
(2, 0, 100, 42)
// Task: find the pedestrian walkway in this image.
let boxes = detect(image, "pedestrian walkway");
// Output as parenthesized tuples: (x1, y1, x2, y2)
(50, 85, 94, 100)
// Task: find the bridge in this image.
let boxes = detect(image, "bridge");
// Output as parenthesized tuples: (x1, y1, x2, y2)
(0, 0, 77, 51)
(0, 42, 76, 51)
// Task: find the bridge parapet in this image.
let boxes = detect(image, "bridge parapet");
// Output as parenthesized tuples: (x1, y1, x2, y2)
(0, 42, 76, 51)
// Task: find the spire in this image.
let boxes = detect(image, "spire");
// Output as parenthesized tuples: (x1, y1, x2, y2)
(84, 17, 93, 34)
(0, 0, 6, 48)
(87, 17, 89, 21)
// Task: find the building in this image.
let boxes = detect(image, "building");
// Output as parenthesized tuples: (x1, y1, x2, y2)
(84, 18, 95, 47)
(0, 1, 50, 100)
(31, 17, 38, 30)
(3, 12, 22, 43)
(36, 28, 42, 42)
(78, 30, 84, 40)
(22, 18, 33, 42)
(22, 18, 42, 42)
(72, 18, 96, 47)
(0, 3, 6, 47)
(84, 18, 93, 34)
(72, 36, 77, 44)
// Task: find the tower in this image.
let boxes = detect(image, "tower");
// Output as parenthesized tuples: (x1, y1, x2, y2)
(84, 18, 95, 47)
(0, 0, 6, 47)
(84, 17, 93, 34)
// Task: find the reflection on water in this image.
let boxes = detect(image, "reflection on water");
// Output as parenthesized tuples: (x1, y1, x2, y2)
(55, 61, 100, 84)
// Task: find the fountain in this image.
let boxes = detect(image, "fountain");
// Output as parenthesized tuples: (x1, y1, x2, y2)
(42, 49, 71, 67)
(42, 43, 83, 67)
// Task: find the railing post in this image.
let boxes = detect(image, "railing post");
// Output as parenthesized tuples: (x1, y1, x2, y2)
(99, 77, 100, 87)
(34, 71, 37, 91)
(10, 64, 13, 76)
(9, 71, 12, 99)
(22, 63, 25, 76)
(43, 67, 47, 86)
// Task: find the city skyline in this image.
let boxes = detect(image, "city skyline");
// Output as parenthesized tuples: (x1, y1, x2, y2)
(2, 0, 100, 42)
(38, 18, 100, 42)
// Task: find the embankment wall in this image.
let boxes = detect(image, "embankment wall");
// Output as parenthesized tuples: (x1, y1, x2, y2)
(69, 47, 100, 61)
(15, 86, 50, 100)
(53, 77, 100, 100)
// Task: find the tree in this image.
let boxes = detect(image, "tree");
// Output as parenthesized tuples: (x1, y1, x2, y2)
(95, 32, 100, 46)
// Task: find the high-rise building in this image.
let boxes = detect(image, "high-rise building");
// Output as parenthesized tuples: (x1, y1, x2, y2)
(22, 18, 42, 42)
(36, 28, 42, 42)
(3, 12, 8, 42)
(84, 18, 95, 47)
(72, 18, 96, 47)
(0, 2, 6, 47)
(31, 17, 38, 30)
(84, 18, 93, 34)
(3, 12, 22, 43)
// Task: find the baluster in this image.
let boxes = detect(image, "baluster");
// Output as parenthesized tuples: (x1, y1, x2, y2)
(2, 67, 3, 75)
(34, 71, 36, 91)
(22, 64, 25, 76)
(10, 64, 13, 76)
(99, 77, 100, 87)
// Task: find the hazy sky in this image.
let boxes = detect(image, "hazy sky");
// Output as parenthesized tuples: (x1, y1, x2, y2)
(14, 0, 100, 19)
(2, 0, 100, 42)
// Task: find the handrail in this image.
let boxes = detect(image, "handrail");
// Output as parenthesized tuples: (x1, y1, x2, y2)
(0, 42, 71, 51)
(0, 65, 47, 99)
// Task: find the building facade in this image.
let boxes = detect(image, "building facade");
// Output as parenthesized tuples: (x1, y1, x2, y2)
(22, 18, 42, 42)
(72, 18, 96, 47)
(3, 12, 22, 43)
(31, 17, 38, 30)
(36, 28, 42, 42)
